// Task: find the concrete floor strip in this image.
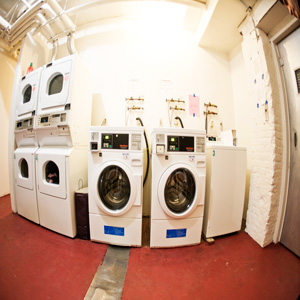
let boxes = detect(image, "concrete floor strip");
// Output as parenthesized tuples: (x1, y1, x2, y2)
(84, 246, 130, 300)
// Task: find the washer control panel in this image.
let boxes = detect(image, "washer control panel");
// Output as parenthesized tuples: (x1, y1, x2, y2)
(101, 133, 129, 150)
(153, 131, 206, 154)
(90, 130, 142, 152)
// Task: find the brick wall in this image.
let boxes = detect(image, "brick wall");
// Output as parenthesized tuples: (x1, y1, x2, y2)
(241, 26, 283, 247)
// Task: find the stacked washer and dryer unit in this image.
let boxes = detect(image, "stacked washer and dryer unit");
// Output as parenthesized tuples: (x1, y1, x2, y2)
(14, 54, 93, 238)
(14, 67, 42, 224)
(150, 128, 206, 248)
(88, 126, 145, 247)
(35, 54, 93, 238)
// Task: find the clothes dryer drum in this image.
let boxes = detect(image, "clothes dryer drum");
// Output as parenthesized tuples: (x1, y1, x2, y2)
(88, 127, 144, 247)
(150, 128, 206, 248)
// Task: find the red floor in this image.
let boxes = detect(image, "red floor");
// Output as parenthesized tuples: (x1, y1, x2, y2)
(0, 195, 107, 300)
(1, 194, 300, 300)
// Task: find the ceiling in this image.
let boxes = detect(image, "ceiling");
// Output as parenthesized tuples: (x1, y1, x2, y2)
(0, 0, 282, 57)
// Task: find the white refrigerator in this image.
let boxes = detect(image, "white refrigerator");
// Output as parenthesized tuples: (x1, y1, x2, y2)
(203, 145, 247, 239)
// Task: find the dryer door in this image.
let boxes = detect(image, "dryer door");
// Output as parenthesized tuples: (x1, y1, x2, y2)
(36, 150, 67, 199)
(38, 58, 72, 112)
(158, 163, 202, 219)
(14, 148, 37, 190)
(17, 69, 41, 117)
(92, 161, 139, 216)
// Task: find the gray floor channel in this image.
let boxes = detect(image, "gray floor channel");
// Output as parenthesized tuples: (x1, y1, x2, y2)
(84, 246, 130, 300)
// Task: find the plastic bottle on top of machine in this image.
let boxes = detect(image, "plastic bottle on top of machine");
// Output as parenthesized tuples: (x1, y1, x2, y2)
(26, 62, 33, 74)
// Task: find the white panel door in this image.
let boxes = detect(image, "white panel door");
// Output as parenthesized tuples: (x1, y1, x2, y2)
(278, 27, 300, 257)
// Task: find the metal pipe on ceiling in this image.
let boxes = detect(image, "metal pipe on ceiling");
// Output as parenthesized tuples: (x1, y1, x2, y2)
(9, 20, 40, 46)
(67, 32, 77, 54)
(1, 0, 76, 53)
(36, 12, 56, 39)
(9, 0, 44, 33)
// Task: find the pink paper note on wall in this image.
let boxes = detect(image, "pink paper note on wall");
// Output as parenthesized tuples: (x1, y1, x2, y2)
(189, 95, 200, 117)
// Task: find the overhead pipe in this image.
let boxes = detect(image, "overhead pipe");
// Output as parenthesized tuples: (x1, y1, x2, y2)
(67, 32, 77, 55)
(9, 20, 40, 47)
(47, 0, 76, 30)
(36, 12, 56, 39)
(42, 3, 68, 32)
(51, 39, 58, 61)
(7, 17, 38, 43)
(1, 0, 76, 52)
(8, 0, 44, 34)
(0, 15, 10, 29)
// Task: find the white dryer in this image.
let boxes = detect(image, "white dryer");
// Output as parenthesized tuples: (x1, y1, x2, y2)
(150, 128, 206, 248)
(14, 68, 42, 224)
(35, 146, 87, 237)
(88, 127, 144, 247)
(36, 54, 93, 147)
(16, 67, 41, 121)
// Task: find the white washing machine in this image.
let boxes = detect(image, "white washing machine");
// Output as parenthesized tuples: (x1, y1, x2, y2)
(88, 126, 144, 247)
(150, 128, 206, 248)
(14, 67, 42, 224)
(34, 54, 94, 237)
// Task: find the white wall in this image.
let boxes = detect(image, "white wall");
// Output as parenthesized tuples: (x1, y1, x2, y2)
(54, 18, 236, 215)
(229, 43, 253, 219)
(0, 52, 17, 197)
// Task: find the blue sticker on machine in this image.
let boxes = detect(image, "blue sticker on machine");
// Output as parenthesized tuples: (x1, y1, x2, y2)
(166, 228, 187, 238)
(104, 225, 124, 236)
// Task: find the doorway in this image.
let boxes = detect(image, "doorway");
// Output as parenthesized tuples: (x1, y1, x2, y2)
(278, 27, 300, 257)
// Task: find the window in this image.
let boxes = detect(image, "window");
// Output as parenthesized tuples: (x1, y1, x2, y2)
(164, 168, 195, 213)
(48, 74, 63, 95)
(98, 166, 131, 210)
(23, 85, 32, 104)
(20, 159, 29, 178)
(45, 161, 59, 184)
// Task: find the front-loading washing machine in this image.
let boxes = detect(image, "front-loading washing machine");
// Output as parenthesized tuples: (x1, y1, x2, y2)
(150, 128, 206, 248)
(88, 126, 144, 247)
(14, 67, 42, 224)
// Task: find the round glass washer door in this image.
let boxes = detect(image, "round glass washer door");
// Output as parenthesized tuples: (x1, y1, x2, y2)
(158, 164, 201, 219)
(93, 161, 137, 216)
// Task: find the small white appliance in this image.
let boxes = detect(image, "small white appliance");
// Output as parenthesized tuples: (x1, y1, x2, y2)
(202, 145, 247, 239)
(35, 54, 95, 237)
(88, 126, 144, 247)
(150, 128, 206, 248)
(14, 68, 42, 224)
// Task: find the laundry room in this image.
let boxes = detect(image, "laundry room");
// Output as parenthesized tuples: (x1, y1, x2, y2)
(0, 0, 299, 299)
